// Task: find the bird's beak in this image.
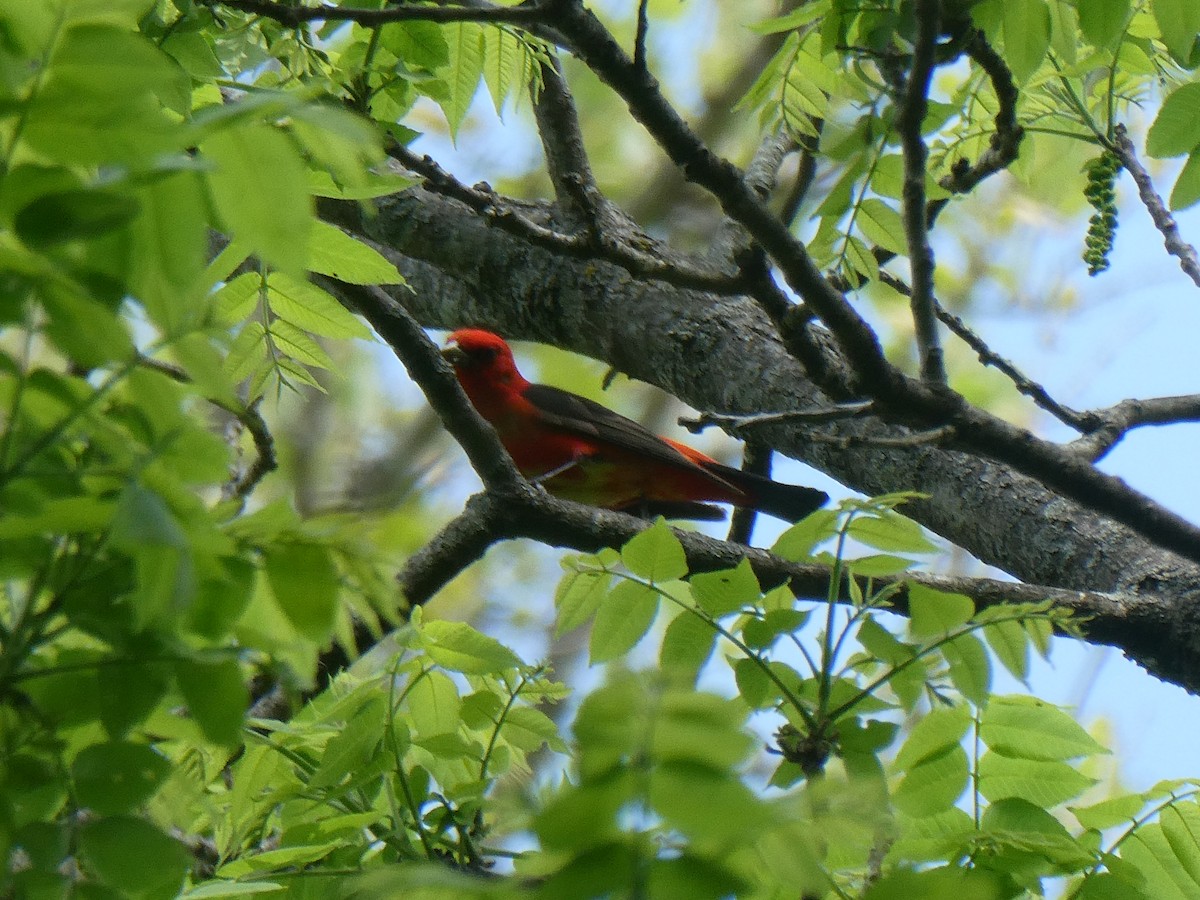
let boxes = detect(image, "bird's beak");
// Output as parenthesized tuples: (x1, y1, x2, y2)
(441, 339, 465, 366)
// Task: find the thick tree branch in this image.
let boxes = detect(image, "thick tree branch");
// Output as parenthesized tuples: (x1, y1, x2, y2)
(392, 482, 1158, 697)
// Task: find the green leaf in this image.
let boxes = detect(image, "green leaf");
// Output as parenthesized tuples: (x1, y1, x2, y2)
(421, 619, 522, 673)
(216, 842, 347, 879)
(621, 519, 687, 582)
(981, 695, 1107, 760)
(771, 508, 838, 560)
(24, 23, 188, 164)
(648, 855, 747, 900)
(41, 291, 134, 366)
(269, 318, 335, 371)
(78, 816, 189, 899)
(71, 741, 171, 815)
(263, 541, 340, 642)
(981, 798, 1099, 868)
(306, 220, 404, 285)
(690, 559, 760, 616)
(406, 670, 461, 737)
(849, 554, 916, 577)
(857, 616, 916, 666)
(1070, 792, 1146, 830)
(1003, 0, 1052, 82)
(179, 881, 285, 898)
(1160, 804, 1200, 891)
(863, 867, 1014, 900)
(266, 273, 373, 340)
(0, 496, 114, 539)
(380, 20, 450, 70)
(1171, 150, 1200, 210)
(482, 26, 521, 114)
(13, 187, 140, 248)
(308, 696, 386, 790)
(441, 21, 484, 138)
(983, 615, 1030, 682)
(1148, 84, 1200, 158)
(203, 121, 311, 273)
(649, 760, 770, 841)
(892, 745, 970, 817)
(893, 703, 971, 771)
(849, 511, 937, 553)
(1121, 822, 1200, 899)
(978, 751, 1096, 807)
(555, 566, 611, 635)
(908, 584, 974, 637)
(501, 706, 566, 753)
(943, 632, 991, 705)
(742, 609, 809, 649)
(651, 692, 756, 770)
(97, 661, 171, 738)
(659, 610, 717, 682)
(733, 656, 774, 708)
(590, 579, 660, 663)
(1077, 0, 1131, 48)
(856, 198, 907, 255)
(1153, 0, 1200, 61)
(129, 171, 208, 328)
(212, 272, 261, 325)
(111, 483, 185, 550)
(176, 657, 248, 746)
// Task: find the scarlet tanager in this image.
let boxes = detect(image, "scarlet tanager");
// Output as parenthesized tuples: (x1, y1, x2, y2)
(442, 328, 828, 522)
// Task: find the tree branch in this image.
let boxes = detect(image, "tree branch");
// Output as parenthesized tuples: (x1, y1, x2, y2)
(314, 278, 522, 491)
(1070, 394, 1200, 461)
(385, 142, 743, 293)
(1111, 123, 1200, 290)
(206, 0, 546, 27)
(897, 0, 945, 383)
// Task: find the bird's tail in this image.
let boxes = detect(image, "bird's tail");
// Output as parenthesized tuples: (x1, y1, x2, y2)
(705, 462, 828, 523)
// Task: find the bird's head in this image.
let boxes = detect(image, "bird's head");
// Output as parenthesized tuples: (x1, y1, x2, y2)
(442, 328, 523, 388)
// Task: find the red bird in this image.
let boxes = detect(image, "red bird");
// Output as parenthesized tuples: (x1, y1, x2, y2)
(442, 328, 827, 522)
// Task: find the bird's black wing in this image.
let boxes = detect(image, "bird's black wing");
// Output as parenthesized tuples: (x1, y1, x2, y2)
(522, 383, 727, 481)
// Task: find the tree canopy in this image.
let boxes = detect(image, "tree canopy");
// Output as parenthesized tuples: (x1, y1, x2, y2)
(4, 0, 1200, 897)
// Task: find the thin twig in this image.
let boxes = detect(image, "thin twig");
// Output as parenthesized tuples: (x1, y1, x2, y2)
(634, 0, 650, 74)
(679, 402, 874, 434)
(876, 273, 1088, 431)
(799, 425, 956, 450)
(1111, 123, 1200, 289)
(936, 24, 1024, 198)
(134, 354, 278, 502)
(386, 141, 744, 293)
(896, 0, 945, 383)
